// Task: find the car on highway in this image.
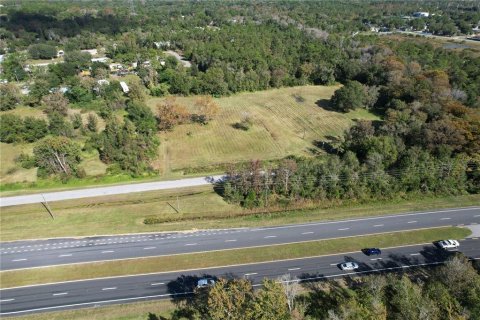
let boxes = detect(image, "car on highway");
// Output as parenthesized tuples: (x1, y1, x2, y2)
(363, 248, 382, 256)
(436, 239, 460, 249)
(339, 262, 359, 271)
(197, 278, 215, 288)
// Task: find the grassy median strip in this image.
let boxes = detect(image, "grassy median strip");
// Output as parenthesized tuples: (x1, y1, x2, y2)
(0, 227, 471, 289)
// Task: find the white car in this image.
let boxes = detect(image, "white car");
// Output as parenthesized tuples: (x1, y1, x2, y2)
(436, 240, 460, 249)
(197, 278, 215, 288)
(339, 262, 359, 271)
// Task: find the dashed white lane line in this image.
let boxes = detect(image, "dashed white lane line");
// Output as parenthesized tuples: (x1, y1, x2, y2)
(151, 283, 164, 286)
(12, 258, 27, 262)
(102, 250, 114, 253)
(185, 243, 197, 246)
(301, 232, 314, 235)
(338, 228, 350, 231)
(143, 247, 156, 250)
(370, 258, 382, 261)
(407, 221, 417, 224)
(264, 236, 277, 239)
(288, 267, 301, 271)
(440, 217, 451, 220)
(474, 215, 480, 217)
(410, 253, 421, 256)
(52, 292, 68, 296)
(244, 273, 258, 276)
(225, 239, 237, 242)
(0, 299, 15, 302)
(59, 254, 72, 257)
(102, 287, 117, 291)
(373, 224, 384, 227)
(330, 263, 338, 266)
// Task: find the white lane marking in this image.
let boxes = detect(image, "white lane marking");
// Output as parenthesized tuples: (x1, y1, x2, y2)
(407, 221, 417, 224)
(185, 243, 197, 246)
(7, 258, 480, 317)
(373, 224, 384, 227)
(244, 272, 258, 276)
(253, 207, 479, 232)
(102, 287, 117, 291)
(288, 267, 301, 271)
(301, 232, 314, 235)
(102, 250, 114, 253)
(370, 258, 382, 261)
(151, 282, 164, 286)
(59, 254, 72, 257)
(410, 253, 421, 256)
(225, 239, 237, 242)
(264, 236, 277, 238)
(338, 228, 350, 231)
(0, 298, 15, 302)
(143, 247, 156, 250)
(473, 215, 480, 217)
(52, 292, 68, 296)
(12, 258, 27, 262)
(440, 217, 451, 220)
(330, 263, 338, 266)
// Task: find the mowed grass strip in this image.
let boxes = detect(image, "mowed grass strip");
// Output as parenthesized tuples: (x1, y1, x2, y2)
(1, 188, 479, 242)
(0, 227, 470, 289)
(3, 299, 175, 320)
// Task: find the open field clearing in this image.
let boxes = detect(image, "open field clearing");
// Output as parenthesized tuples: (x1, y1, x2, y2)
(0, 227, 470, 288)
(1, 85, 377, 187)
(147, 85, 378, 174)
(1, 183, 478, 241)
(5, 299, 175, 320)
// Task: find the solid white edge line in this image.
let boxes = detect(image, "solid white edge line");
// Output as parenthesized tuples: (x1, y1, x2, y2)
(5, 259, 480, 316)
(1, 206, 476, 244)
(0, 299, 15, 302)
(2, 236, 477, 291)
(11, 259, 27, 262)
(0, 292, 192, 315)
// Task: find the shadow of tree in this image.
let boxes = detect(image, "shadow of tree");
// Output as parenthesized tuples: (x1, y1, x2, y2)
(315, 99, 335, 111)
(167, 274, 218, 305)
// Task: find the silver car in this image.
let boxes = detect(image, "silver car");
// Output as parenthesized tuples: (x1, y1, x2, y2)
(339, 262, 359, 271)
(436, 239, 460, 249)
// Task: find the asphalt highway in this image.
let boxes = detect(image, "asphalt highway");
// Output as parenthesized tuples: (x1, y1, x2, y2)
(0, 175, 223, 207)
(1, 206, 479, 270)
(1, 238, 479, 316)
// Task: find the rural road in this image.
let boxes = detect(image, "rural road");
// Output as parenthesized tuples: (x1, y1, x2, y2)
(1, 206, 478, 270)
(1, 238, 478, 316)
(0, 175, 224, 207)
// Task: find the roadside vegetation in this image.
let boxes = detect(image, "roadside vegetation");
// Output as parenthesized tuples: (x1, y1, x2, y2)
(0, 227, 471, 288)
(1, 184, 478, 241)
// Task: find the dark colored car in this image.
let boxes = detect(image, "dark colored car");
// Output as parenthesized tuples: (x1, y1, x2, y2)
(363, 248, 382, 256)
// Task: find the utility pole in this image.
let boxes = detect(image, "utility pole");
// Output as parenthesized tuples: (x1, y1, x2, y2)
(41, 194, 55, 219)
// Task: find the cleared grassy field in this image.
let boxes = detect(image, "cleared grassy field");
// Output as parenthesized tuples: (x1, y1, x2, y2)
(1, 183, 478, 242)
(0, 227, 470, 288)
(147, 85, 378, 174)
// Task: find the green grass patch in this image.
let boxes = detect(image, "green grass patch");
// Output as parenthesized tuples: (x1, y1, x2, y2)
(1, 185, 478, 242)
(148, 85, 378, 174)
(0, 227, 471, 289)
(3, 299, 175, 320)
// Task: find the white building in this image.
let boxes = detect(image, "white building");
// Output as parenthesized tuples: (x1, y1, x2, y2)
(413, 12, 430, 18)
(91, 57, 109, 63)
(120, 81, 129, 93)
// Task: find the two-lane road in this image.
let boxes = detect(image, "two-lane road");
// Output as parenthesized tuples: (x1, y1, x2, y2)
(1, 238, 479, 316)
(1, 206, 479, 270)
